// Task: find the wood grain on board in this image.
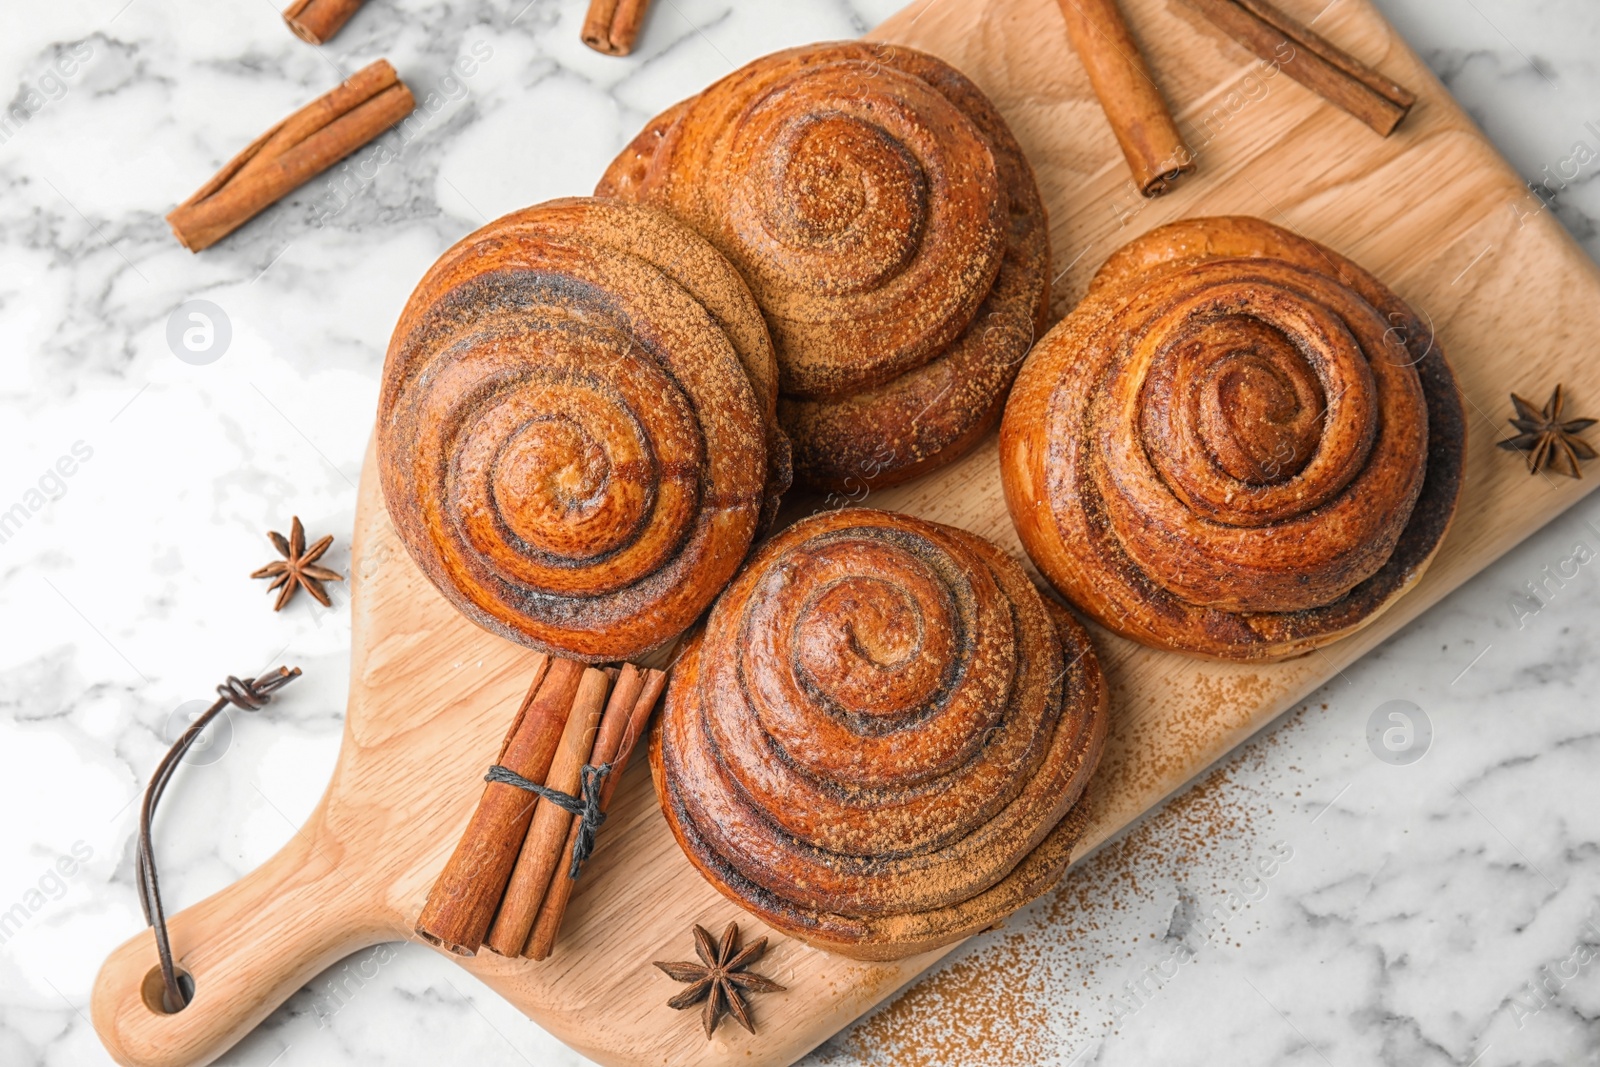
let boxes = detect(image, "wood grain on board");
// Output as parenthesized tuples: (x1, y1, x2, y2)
(92, 0, 1600, 1065)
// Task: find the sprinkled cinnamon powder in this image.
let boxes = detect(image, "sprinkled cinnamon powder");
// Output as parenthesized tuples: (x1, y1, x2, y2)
(811, 701, 1322, 1066)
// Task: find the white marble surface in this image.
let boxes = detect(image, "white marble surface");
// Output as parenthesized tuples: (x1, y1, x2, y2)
(1, 1, 1597, 1065)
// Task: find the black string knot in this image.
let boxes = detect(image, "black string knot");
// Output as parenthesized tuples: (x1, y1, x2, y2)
(137, 666, 301, 1013)
(215, 670, 298, 712)
(485, 762, 612, 880)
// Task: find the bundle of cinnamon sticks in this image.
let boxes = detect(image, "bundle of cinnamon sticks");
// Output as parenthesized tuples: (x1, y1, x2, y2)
(416, 656, 667, 960)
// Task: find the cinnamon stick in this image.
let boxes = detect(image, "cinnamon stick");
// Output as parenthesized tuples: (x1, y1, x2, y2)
(484, 667, 612, 956)
(166, 59, 413, 252)
(524, 667, 667, 960)
(1182, 0, 1414, 135)
(581, 0, 655, 56)
(415, 656, 582, 956)
(282, 0, 368, 45)
(1057, 0, 1194, 196)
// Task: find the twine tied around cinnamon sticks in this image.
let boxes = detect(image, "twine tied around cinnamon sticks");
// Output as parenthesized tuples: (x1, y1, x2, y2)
(137, 667, 301, 1013)
(416, 657, 668, 961)
(484, 762, 612, 881)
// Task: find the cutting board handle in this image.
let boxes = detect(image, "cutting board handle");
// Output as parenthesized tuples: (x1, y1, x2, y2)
(92, 824, 386, 1067)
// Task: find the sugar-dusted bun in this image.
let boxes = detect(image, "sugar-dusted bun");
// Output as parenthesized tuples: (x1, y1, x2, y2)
(378, 196, 790, 662)
(599, 42, 1050, 492)
(652, 507, 1106, 959)
(1001, 216, 1465, 661)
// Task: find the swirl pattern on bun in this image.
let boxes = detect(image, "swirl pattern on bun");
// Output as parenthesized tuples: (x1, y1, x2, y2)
(599, 42, 1051, 491)
(1001, 216, 1465, 661)
(652, 508, 1106, 959)
(378, 197, 789, 662)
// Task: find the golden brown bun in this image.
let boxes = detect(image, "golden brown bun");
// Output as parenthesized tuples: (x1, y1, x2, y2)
(377, 197, 789, 662)
(598, 42, 1050, 492)
(1001, 216, 1466, 661)
(651, 507, 1107, 959)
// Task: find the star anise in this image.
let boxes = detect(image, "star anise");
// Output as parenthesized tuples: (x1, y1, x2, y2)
(654, 922, 784, 1038)
(1498, 385, 1597, 478)
(250, 516, 343, 610)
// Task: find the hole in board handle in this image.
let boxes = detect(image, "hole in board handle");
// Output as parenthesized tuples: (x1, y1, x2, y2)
(140, 964, 195, 1014)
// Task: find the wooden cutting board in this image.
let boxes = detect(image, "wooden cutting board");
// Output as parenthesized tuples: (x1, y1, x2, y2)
(92, 0, 1600, 1064)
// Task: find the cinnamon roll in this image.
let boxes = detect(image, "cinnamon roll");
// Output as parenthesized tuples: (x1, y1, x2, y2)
(378, 197, 789, 662)
(598, 42, 1051, 492)
(1001, 216, 1465, 661)
(652, 508, 1107, 959)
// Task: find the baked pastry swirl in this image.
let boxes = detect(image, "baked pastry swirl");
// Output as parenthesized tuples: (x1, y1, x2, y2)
(1001, 216, 1465, 661)
(378, 197, 789, 662)
(652, 507, 1107, 959)
(598, 41, 1051, 491)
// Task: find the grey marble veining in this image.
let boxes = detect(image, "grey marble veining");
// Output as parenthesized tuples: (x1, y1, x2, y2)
(0, 1, 1597, 1065)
